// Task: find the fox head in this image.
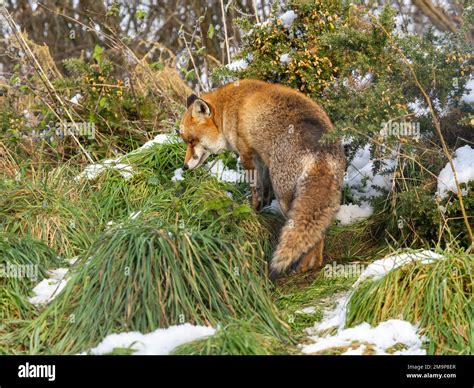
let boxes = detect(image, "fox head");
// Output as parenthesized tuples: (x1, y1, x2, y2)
(179, 94, 227, 170)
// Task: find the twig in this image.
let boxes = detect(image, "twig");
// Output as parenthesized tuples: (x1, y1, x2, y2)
(220, 0, 231, 65)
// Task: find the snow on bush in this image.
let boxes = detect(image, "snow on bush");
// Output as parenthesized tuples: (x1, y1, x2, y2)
(172, 168, 184, 182)
(436, 145, 474, 199)
(278, 10, 297, 28)
(75, 133, 176, 181)
(345, 144, 395, 200)
(206, 159, 244, 183)
(335, 202, 373, 225)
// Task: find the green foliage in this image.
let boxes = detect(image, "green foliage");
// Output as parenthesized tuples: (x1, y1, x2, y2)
(1, 46, 174, 167)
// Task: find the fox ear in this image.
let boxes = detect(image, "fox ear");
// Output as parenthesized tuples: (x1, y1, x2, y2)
(192, 98, 212, 119)
(186, 94, 199, 108)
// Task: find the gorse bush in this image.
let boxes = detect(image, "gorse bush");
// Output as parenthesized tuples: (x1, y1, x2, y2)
(217, 1, 473, 149)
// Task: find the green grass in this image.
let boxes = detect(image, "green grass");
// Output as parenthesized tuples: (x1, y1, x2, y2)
(8, 218, 289, 354)
(275, 271, 356, 334)
(0, 174, 99, 257)
(172, 319, 290, 355)
(346, 249, 473, 355)
(1, 135, 471, 356)
(0, 233, 61, 320)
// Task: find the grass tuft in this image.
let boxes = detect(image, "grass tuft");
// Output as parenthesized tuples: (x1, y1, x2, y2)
(346, 250, 473, 354)
(11, 218, 288, 354)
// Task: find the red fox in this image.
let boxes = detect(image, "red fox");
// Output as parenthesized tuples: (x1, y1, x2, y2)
(179, 79, 346, 279)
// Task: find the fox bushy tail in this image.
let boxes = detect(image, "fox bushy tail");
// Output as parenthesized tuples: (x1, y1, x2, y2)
(269, 159, 343, 279)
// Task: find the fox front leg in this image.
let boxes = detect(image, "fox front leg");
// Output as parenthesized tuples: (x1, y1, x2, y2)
(239, 152, 262, 211)
(258, 164, 273, 209)
(252, 154, 273, 211)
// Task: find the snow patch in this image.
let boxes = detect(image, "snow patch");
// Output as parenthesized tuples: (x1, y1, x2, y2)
(87, 324, 216, 355)
(172, 168, 185, 182)
(436, 145, 474, 199)
(345, 144, 395, 199)
(75, 133, 176, 182)
(29, 268, 70, 305)
(302, 319, 425, 355)
(353, 250, 443, 287)
(278, 10, 297, 28)
(300, 250, 441, 355)
(335, 202, 373, 225)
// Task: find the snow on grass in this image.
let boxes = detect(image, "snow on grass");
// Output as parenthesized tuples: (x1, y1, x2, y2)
(29, 268, 70, 306)
(278, 10, 297, 28)
(171, 168, 184, 182)
(335, 202, 373, 225)
(75, 159, 134, 181)
(461, 77, 474, 104)
(300, 250, 442, 355)
(436, 145, 474, 199)
(87, 324, 216, 355)
(353, 250, 443, 287)
(407, 99, 431, 117)
(302, 319, 425, 355)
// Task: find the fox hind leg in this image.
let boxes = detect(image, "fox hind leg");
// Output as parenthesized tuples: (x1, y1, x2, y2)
(269, 158, 343, 280)
(291, 239, 324, 274)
